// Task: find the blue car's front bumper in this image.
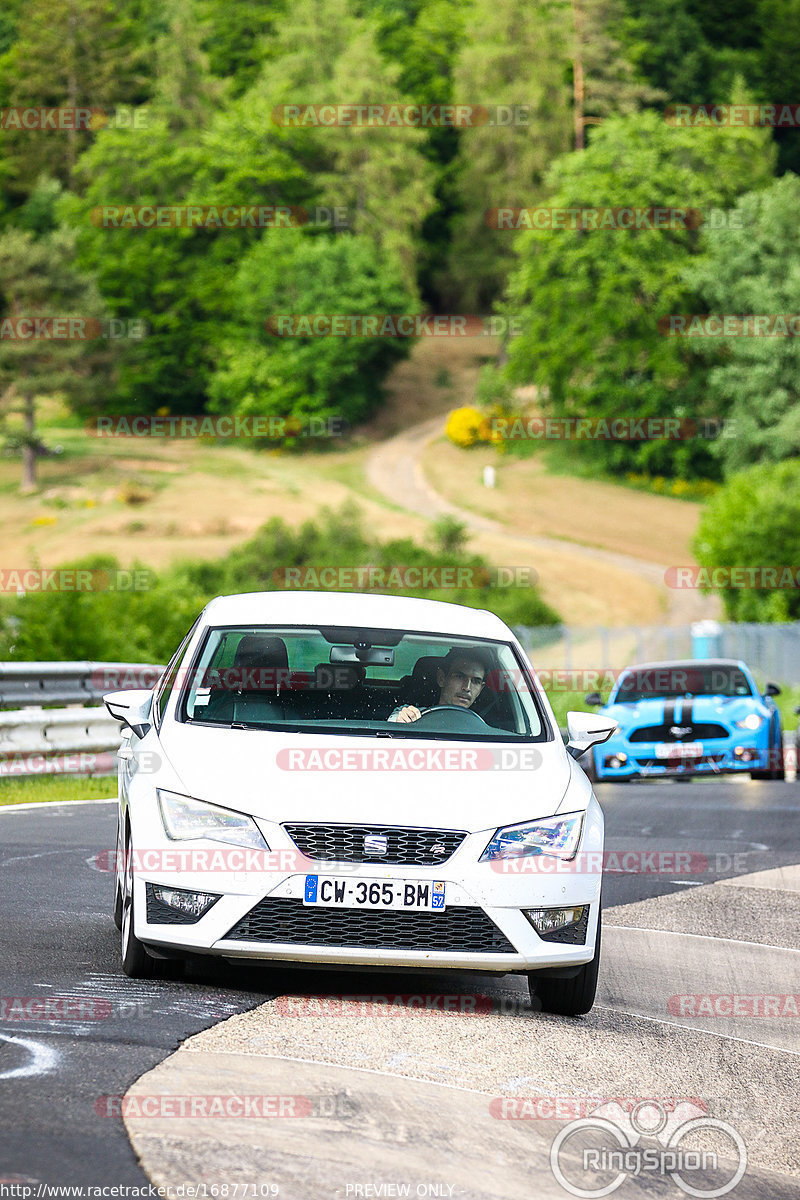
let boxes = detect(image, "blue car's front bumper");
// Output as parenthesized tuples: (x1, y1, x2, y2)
(593, 729, 773, 780)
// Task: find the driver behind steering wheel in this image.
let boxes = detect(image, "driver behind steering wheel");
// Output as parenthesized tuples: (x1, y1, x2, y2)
(387, 647, 489, 723)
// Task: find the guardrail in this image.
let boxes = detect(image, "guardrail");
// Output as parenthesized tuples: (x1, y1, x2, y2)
(0, 662, 164, 777)
(0, 661, 164, 709)
(0, 707, 123, 777)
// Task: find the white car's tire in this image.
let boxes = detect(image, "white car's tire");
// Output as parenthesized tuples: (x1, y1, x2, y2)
(528, 912, 602, 1017)
(121, 823, 168, 979)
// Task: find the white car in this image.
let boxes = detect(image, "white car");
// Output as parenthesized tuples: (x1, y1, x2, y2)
(105, 592, 614, 1016)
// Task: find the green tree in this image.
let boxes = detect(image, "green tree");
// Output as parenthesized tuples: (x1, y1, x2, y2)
(0, 227, 113, 490)
(198, 0, 283, 97)
(57, 0, 262, 415)
(756, 0, 800, 174)
(208, 231, 415, 427)
(443, 0, 572, 309)
(689, 173, 800, 474)
(239, 0, 436, 295)
(502, 108, 775, 479)
(692, 459, 800, 620)
(569, 0, 662, 150)
(617, 0, 715, 105)
(366, 0, 466, 302)
(0, 0, 148, 192)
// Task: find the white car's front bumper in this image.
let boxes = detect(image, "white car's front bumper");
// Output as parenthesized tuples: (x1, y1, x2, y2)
(127, 795, 604, 976)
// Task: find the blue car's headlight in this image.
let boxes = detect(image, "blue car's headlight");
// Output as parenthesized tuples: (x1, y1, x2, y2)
(734, 713, 765, 731)
(157, 790, 269, 849)
(480, 812, 584, 862)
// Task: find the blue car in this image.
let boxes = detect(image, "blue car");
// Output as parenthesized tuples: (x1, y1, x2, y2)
(586, 659, 784, 782)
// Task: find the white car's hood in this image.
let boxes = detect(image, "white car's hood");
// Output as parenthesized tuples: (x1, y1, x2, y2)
(158, 723, 572, 833)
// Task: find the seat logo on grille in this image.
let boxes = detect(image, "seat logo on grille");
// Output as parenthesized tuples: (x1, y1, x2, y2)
(363, 834, 388, 856)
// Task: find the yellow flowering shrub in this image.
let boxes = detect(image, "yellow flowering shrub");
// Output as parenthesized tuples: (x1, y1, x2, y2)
(445, 406, 485, 447)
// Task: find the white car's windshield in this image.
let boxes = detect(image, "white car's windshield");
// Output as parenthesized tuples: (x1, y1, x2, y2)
(178, 625, 546, 739)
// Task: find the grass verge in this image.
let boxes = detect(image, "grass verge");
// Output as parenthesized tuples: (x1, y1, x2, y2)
(0, 775, 115, 806)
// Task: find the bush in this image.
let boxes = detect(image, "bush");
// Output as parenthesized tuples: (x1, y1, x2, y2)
(0, 505, 560, 661)
(692, 459, 800, 620)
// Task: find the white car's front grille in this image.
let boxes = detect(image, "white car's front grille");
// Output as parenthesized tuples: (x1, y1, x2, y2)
(283, 823, 467, 865)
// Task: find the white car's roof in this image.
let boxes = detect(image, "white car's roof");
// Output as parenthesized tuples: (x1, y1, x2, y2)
(200, 590, 514, 640)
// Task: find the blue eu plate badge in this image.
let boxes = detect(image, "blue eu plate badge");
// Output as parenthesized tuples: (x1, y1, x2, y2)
(305, 875, 318, 902)
(432, 881, 445, 910)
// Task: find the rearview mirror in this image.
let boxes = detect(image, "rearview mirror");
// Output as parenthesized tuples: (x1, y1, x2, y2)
(565, 710, 617, 759)
(584, 691, 603, 706)
(330, 645, 395, 666)
(104, 689, 153, 738)
(765, 682, 781, 697)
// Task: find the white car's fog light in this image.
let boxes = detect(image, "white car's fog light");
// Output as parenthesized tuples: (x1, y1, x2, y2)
(524, 905, 586, 935)
(152, 885, 219, 918)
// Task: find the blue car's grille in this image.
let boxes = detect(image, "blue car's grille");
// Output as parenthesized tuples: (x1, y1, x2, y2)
(628, 723, 729, 743)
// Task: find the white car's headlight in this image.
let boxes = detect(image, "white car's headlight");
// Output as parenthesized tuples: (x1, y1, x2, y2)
(734, 713, 765, 731)
(480, 812, 584, 862)
(157, 790, 269, 849)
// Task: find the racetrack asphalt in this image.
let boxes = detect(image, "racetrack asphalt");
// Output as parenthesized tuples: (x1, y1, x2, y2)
(1, 780, 798, 1197)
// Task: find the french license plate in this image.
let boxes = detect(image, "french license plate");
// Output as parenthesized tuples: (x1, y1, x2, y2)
(303, 876, 446, 911)
(655, 742, 703, 759)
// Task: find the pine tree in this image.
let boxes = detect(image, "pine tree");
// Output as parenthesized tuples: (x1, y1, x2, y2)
(443, 0, 572, 309)
(0, 228, 114, 489)
(0, 0, 148, 192)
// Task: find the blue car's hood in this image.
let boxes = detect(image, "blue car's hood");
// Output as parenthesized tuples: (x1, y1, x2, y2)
(601, 694, 769, 728)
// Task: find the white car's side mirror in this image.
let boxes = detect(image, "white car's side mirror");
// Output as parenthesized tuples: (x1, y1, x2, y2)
(104, 689, 154, 739)
(565, 710, 617, 759)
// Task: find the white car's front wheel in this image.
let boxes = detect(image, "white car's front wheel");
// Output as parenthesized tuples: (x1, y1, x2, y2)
(113, 818, 123, 931)
(528, 912, 602, 1017)
(121, 823, 162, 979)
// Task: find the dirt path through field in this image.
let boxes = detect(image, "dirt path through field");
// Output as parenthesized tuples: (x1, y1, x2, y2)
(366, 417, 719, 628)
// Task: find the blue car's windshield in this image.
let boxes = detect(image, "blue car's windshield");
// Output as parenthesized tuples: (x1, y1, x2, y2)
(612, 664, 753, 703)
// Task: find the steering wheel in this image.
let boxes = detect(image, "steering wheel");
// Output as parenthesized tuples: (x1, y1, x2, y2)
(410, 704, 489, 730)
